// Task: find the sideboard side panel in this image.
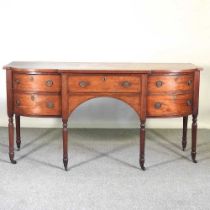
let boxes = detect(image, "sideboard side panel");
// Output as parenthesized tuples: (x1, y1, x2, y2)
(192, 70, 200, 115)
(140, 74, 148, 121)
(61, 74, 69, 120)
(6, 70, 14, 117)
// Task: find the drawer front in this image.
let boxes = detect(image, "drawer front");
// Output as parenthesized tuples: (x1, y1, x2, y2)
(147, 94, 193, 117)
(13, 74, 61, 92)
(68, 75, 141, 93)
(148, 75, 193, 94)
(14, 93, 61, 116)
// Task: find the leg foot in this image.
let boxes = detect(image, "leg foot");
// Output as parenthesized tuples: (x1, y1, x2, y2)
(191, 152, 197, 163)
(140, 120, 146, 171)
(63, 119, 68, 171)
(63, 158, 68, 171)
(15, 115, 21, 150)
(191, 114, 198, 164)
(139, 159, 146, 171)
(8, 116, 16, 164)
(16, 141, 21, 151)
(10, 159, 17, 164)
(182, 116, 188, 151)
(9, 154, 17, 164)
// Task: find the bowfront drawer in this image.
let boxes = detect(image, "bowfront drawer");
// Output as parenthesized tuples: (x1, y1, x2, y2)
(14, 93, 61, 116)
(13, 74, 61, 92)
(148, 75, 193, 94)
(68, 75, 141, 93)
(147, 94, 193, 117)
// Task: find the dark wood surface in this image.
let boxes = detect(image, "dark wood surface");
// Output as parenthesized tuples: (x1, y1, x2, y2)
(15, 115, 21, 150)
(182, 116, 188, 151)
(61, 74, 69, 171)
(6, 70, 16, 164)
(147, 94, 193, 117)
(3, 62, 202, 171)
(148, 74, 194, 94)
(68, 75, 141, 93)
(191, 70, 200, 163)
(13, 74, 61, 92)
(14, 93, 61, 116)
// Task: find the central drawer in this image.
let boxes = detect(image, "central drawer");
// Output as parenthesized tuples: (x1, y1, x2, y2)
(68, 75, 141, 93)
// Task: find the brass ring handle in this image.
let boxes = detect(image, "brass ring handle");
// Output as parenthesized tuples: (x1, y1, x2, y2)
(31, 95, 35, 101)
(156, 80, 163, 88)
(121, 81, 131, 88)
(15, 79, 20, 84)
(187, 80, 192, 86)
(154, 102, 162, 109)
(16, 100, 21, 106)
(79, 81, 89, 88)
(45, 80, 53, 87)
(187, 99, 192, 106)
(46, 102, 54, 109)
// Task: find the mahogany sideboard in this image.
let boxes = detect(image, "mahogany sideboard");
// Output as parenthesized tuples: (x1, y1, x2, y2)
(3, 62, 202, 171)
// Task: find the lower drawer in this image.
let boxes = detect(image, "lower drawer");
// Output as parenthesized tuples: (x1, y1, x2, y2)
(14, 93, 61, 116)
(147, 94, 193, 117)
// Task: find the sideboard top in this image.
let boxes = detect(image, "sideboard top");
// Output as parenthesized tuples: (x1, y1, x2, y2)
(3, 62, 201, 73)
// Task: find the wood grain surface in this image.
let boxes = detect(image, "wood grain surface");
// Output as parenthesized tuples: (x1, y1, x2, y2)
(68, 75, 141, 93)
(3, 62, 201, 170)
(148, 74, 194, 94)
(13, 74, 61, 92)
(147, 94, 193, 117)
(14, 93, 61, 116)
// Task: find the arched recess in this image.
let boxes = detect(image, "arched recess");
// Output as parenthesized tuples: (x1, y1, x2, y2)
(68, 94, 141, 119)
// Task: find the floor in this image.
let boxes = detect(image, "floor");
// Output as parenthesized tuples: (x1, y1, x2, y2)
(0, 127, 210, 210)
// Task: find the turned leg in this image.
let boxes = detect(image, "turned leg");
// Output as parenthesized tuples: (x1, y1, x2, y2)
(182, 116, 188, 151)
(139, 120, 146, 170)
(8, 116, 16, 164)
(15, 115, 21, 150)
(191, 114, 197, 163)
(62, 119, 68, 171)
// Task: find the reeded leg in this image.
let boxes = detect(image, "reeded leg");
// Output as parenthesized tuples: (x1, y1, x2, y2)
(63, 119, 68, 171)
(182, 116, 188, 151)
(139, 120, 146, 171)
(191, 114, 197, 163)
(8, 116, 16, 164)
(15, 115, 21, 150)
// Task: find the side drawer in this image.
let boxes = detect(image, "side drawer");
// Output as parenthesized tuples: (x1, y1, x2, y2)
(13, 74, 61, 92)
(147, 94, 193, 117)
(14, 93, 61, 116)
(68, 75, 141, 93)
(148, 74, 193, 94)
